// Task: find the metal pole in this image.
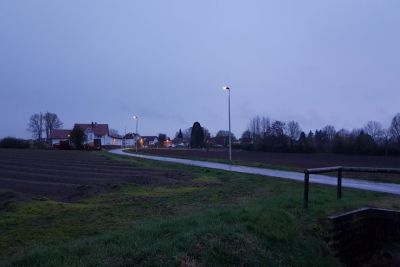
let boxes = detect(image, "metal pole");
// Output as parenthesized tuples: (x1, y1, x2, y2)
(228, 89, 232, 161)
(124, 126, 126, 148)
(135, 117, 138, 152)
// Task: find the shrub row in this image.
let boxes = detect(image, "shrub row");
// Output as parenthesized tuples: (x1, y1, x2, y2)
(0, 137, 30, 148)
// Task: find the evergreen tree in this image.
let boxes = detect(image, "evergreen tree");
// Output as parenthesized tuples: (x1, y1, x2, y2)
(177, 129, 183, 139)
(190, 122, 204, 148)
(158, 133, 167, 147)
(69, 125, 85, 149)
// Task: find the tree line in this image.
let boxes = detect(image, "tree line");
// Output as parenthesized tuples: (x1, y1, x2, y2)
(239, 113, 400, 155)
(8, 111, 400, 156)
(0, 112, 63, 148)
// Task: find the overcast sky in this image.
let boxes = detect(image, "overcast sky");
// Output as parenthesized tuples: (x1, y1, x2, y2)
(0, 1, 399, 139)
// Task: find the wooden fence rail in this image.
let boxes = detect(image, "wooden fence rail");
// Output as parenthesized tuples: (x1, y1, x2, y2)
(303, 166, 400, 208)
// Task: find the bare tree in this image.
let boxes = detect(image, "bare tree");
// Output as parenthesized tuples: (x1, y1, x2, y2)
(336, 128, 350, 137)
(322, 125, 336, 141)
(260, 117, 271, 137)
(382, 128, 391, 156)
(240, 130, 252, 144)
(351, 128, 363, 137)
(285, 121, 302, 141)
(182, 127, 192, 142)
(270, 120, 286, 136)
(109, 128, 119, 137)
(27, 113, 44, 141)
(363, 121, 384, 143)
(390, 113, 400, 145)
(202, 127, 211, 141)
(216, 130, 230, 137)
(43, 112, 63, 141)
(215, 130, 237, 147)
(248, 116, 261, 140)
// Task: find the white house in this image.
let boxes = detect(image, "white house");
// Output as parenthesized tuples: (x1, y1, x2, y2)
(50, 129, 71, 145)
(75, 123, 117, 147)
(122, 133, 138, 147)
(51, 122, 127, 148)
(142, 136, 159, 147)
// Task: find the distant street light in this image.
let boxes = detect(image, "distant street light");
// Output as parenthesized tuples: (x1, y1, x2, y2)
(222, 86, 232, 161)
(133, 115, 139, 152)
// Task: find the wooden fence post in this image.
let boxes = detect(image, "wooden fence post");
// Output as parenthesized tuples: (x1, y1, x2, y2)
(337, 168, 342, 199)
(304, 171, 310, 208)
(304, 166, 400, 208)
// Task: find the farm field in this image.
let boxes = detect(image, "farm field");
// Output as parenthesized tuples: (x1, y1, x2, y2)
(0, 148, 399, 266)
(0, 149, 189, 204)
(136, 148, 400, 169)
(136, 148, 400, 183)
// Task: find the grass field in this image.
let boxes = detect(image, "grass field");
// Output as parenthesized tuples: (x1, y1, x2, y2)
(0, 149, 399, 266)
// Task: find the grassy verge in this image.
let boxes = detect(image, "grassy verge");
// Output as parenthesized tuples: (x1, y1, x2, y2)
(0, 152, 399, 266)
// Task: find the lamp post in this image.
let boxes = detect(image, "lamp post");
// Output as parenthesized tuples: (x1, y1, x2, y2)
(133, 115, 139, 152)
(222, 86, 232, 161)
(124, 126, 126, 148)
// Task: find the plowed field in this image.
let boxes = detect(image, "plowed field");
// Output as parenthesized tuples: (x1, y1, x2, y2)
(139, 148, 400, 169)
(0, 149, 190, 205)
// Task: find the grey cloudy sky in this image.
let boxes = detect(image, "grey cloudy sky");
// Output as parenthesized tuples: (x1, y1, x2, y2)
(0, 1, 399, 139)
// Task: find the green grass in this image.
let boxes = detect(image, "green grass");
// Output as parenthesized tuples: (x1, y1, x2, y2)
(0, 152, 399, 266)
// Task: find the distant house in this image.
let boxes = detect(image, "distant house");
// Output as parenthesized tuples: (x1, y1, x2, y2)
(50, 129, 71, 145)
(163, 138, 173, 148)
(51, 122, 129, 148)
(122, 133, 139, 147)
(141, 136, 158, 147)
(73, 123, 112, 147)
(172, 135, 189, 148)
(108, 134, 124, 146)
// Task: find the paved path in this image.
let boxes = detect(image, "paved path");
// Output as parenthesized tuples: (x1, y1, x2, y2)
(109, 149, 400, 196)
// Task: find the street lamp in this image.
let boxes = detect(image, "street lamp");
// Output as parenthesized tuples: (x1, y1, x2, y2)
(222, 86, 232, 161)
(133, 115, 139, 152)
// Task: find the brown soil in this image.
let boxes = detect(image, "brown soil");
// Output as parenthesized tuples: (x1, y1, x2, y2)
(135, 149, 400, 183)
(0, 149, 191, 205)
(138, 148, 400, 169)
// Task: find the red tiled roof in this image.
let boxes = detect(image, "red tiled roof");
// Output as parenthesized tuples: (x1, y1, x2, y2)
(50, 129, 71, 139)
(74, 123, 109, 136)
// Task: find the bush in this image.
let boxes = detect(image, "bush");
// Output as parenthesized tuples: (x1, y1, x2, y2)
(69, 126, 86, 149)
(32, 141, 51, 149)
(0, 137, 30, 148)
